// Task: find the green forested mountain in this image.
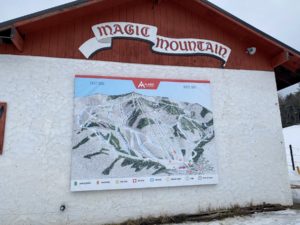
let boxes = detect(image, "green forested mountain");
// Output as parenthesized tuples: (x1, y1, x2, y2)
(279, 85, 300, 128)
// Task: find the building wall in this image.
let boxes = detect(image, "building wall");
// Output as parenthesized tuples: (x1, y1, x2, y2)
(0, 0, 275, 71)
(0, 55, 291, 225)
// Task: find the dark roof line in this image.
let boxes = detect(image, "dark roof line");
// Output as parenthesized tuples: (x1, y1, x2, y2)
(0, 0, 88, 30)
(0, 0, 299, 56)
(202, 0, 300, 56)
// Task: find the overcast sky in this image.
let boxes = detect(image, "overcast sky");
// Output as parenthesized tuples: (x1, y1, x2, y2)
(209, 0, 300, 51)
(0, 0, 299, 51)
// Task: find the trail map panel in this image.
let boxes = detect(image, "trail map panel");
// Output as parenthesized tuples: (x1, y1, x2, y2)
(71, 76, 218, 191)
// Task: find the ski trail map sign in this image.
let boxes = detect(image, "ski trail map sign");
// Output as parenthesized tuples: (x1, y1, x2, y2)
(71, 75, 218, 191)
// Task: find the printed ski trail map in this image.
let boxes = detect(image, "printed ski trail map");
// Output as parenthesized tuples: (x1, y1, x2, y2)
(71, 75, 218, 191)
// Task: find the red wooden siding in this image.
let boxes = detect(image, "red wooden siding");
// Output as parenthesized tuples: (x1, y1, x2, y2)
(0, 0, 277, 71)
(0, 102, 7, 155)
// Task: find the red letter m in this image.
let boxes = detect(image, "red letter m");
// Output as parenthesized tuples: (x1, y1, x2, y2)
(97, 25, 113, 37)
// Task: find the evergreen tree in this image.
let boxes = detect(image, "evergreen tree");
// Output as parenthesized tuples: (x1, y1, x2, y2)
(279, 84, 300, 127)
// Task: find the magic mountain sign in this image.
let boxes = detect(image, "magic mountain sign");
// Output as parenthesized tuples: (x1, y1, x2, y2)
(79, 22, 231, 66)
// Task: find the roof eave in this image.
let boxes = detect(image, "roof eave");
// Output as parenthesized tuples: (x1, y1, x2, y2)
(198, 0, 300, 57)
(0, 0, 93, 31)
(0, 0, 299, 66)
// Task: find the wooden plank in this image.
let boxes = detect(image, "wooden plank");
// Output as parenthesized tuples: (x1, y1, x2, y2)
(0, 102, 7, 155)
(282, 59, 300, 73)
(10, 27, 24, 51)
(271, 51, 289, 68)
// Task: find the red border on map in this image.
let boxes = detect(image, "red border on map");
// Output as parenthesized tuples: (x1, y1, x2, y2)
(76, 75, 210, 90)
(75, 75, 210, 83)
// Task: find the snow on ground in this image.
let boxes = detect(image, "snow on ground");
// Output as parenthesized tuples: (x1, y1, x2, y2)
(283, 125, 300, 203)
(174, 209, 300, 225)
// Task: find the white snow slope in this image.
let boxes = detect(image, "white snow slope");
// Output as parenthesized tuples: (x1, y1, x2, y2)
(283, 125, 300, 203)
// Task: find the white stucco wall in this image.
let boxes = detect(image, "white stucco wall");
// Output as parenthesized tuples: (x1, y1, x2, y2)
(0, 55, 292, 225)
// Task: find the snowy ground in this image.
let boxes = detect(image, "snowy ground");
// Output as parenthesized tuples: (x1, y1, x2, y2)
(283, 125, 300, 203)
(173, 209, 300, 225)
